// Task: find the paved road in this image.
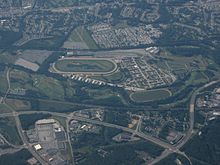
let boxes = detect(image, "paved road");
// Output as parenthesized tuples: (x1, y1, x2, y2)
(6, 94, 185, 113)
(149, 80, 220, 165)
(70, 115, 177, 150)
(13, 110, 49, 165)
(175, 80, 219, 150)
(66, 117, 75, 165)
(2, 70, 49, 165)
(2, 77, 219, 165)
(0, 110, 175, 150)
(0, 134, 22, 149)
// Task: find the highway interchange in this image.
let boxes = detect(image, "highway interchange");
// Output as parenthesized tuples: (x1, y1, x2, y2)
(0, 68, 219, 165)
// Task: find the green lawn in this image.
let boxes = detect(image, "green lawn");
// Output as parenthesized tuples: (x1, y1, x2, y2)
(54, 59, 116, 73)
(130, 89, 172, 103)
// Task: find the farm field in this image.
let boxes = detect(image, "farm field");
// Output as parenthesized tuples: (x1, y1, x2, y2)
(54, 58, 117, 74)
(130, 89, 172, 103)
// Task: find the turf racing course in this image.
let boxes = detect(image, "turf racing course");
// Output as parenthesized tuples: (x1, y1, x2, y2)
(53, 57, 117, 75)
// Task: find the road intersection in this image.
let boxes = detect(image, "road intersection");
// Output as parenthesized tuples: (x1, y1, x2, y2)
(0, 73, 219, 164)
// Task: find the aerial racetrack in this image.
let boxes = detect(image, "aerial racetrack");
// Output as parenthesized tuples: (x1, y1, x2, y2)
(130, 88, 172, 103)
(53, 57, 117, 75)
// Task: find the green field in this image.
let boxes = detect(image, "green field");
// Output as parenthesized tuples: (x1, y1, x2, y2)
(0, 51, 16, 65)
(130, 89, 172, 103)
(10, 69, 66, 100)
(54, 59, 116, 73)
(186, 71, 209, 85)
(0, 117, 23, 145)
(0, 104, 12, 113)
(63, 26, 98, 49)
(0, 69, 8, 94)
(77, 27, 98, 49)
(91, 70, 126, 84)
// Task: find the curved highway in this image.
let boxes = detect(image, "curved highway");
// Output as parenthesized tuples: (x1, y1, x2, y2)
(1, 79, 219, 165)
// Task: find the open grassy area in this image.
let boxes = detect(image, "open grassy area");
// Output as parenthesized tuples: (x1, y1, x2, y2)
(91, 70, 126, 84)
(10, 69, 65, 100)
(54, 58, 116, 73)
(5, 99, 31, 111)
(157, 50, 211, 78)
(63, 26, 98, 49)
(0, 51, 17, 64)
(186, 71, 209, 85)
(0, 104, 12, 113)
(0, 69, 8, 94)
(130, 89, 172, 103)
(85, 88, 118, 100)
(0, 117, 23, 145)
(65, 27, 82, 43)
(33, 75, 65, 100)
(77, 27, 98, 49)
(30, 99, 87, 113)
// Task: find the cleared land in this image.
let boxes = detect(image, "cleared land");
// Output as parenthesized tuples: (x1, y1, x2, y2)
(130, 89, 172, 102)
(63, 26, 98, 49)
(5, 99, 31, 111)
(0, 117, 23, 145)
(0, 69, 8, 94)
(0, 104, 12, 113)
(10, 69, 66, 100)
(54, 58, 117, 74)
